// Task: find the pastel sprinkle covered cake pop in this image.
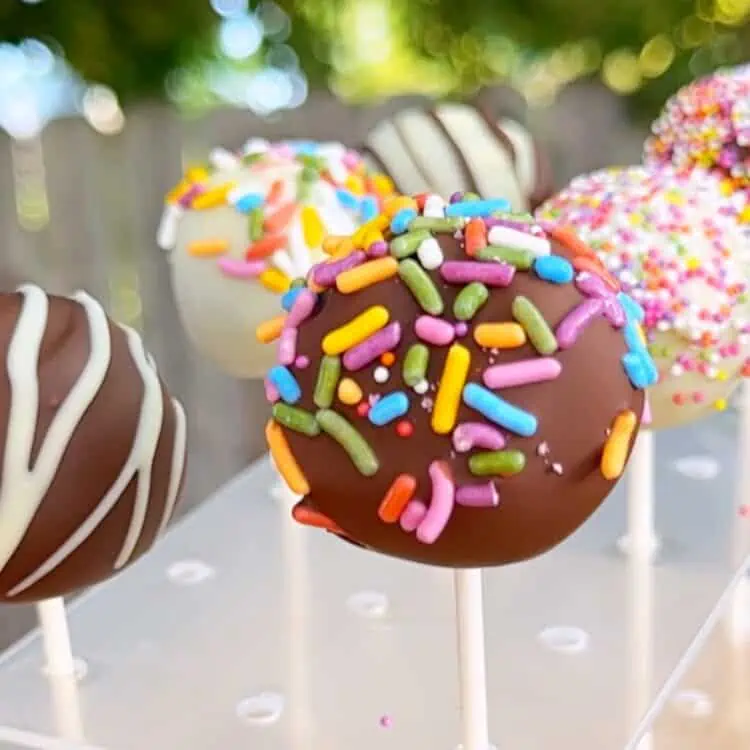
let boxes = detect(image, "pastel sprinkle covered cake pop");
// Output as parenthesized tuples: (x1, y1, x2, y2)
(538, 165, 750, 430)
(260, 191, 656, 567)
(158, 139, 395, 379)
(0, 285, 187, 603)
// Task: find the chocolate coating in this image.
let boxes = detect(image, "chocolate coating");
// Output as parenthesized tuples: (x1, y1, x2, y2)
(0, 286, 187, 603)
(275, 228, 645, 568)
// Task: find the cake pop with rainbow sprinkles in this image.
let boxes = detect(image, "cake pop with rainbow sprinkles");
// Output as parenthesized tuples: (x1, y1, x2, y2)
(158, 139, 395, 379)
(538, 164, 750, 430)
(260, 191, 657, 567)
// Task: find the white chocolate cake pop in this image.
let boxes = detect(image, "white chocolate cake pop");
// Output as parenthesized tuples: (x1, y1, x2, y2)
(159, 140, 395, 379)
(537, 164, 750, 430)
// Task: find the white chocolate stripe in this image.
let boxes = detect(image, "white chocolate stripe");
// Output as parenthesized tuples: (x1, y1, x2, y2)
(0, 286, 111, 574)
(498, 117, 538, 198)
(155, 398, 187, 539)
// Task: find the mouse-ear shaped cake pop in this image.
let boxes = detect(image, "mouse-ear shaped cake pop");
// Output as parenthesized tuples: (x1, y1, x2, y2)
(361, 97, 554, 214)
(158, 139, 397, 380)
(259, 191, 656, 568)
(0, 285, 187, 603)
(537, 164, 750, 430)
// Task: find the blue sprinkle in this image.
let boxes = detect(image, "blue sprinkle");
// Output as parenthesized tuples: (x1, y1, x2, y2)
(622, 352, 658, 389)
(623, 320, 646, 353)
(290, 140, 319, 156)
(281, 287, 304, 312)
(336, 189, 360, 211)
(234, 192, 265, 213)
(462, 383, 537, 437)
(445, 198, 511, 218)
(360, 195, 379, 222)
(369, 391, 409, 426)
(390, 208, 418, 234)
(533, 255, 574, 284)
(618, 292, 645, 323)
(268, 366, 302, 404)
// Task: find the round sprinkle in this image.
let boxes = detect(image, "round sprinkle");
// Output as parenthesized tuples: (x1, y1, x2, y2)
(338, 378, 363, 406)
(381, 351, 396, 366)
(294, 355, 310, 369)
(454, 322, 468, 337)
(356, 402, 370, 417)
(413, 379, 429, 395)
(396, 420, 414, 438)
(374, 366, 390, 384)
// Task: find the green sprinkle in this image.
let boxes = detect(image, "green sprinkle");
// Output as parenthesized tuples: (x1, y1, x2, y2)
(313, 355, 341, 408)
(512, 296, 558, 355)
(242, 153, 263, 166)
(272, 404, 320, 436)
(477, 246, 534, 270)
(390, 229, 431, 259)
(409, 216, 464, 232)
(469, 450, 526, 477)
(316, 409, 379, 477)
(453, 282, 489, 321)
(249, 206, 264, 241)
(463, 191, 481, 201)
(403, 343, 429, 387)
(398, 259, 444, 315)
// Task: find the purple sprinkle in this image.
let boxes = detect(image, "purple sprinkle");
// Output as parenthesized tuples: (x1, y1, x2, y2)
(311, 250, 367, 288)
(449, 191, 464, 204)
(454, 322, 468, 337)
(285, 289, 317, 329)
(602, 297, 626, 327)
(343, 322, 402, 370)
(278, 327, 297, 365)
(440, 260, 515, 287)
(556, 298, 605, 349)
(574, 271, 610, 299)
(456, 482, 499, 507)
(367, 240, 389, 258)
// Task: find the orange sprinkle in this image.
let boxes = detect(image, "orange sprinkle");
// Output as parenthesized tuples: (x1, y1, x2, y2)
(322, 235, 351, 256)
(256, 314, 286, 343)
(546, 224, 597, 260)
(331, 238, 355, 259)
(187, 239, 230, 257)
(572, 256, 619, 291)
(265, 420, 310, 495)
(414, 193, 428, 211)
(336, 256, 398, 294)
(464, 218, 487, 257)
(380, 351, 396, 367)
(292, 503, 342, 533)
(601, 410, 637, 480)
(383, 195, 417, 218)
(266, 179, 284, 205)
(474, 322, 526, 349)
(264, 201, 298, 234)
(378, 474, 418, 523)
(245, 235, 288, 260)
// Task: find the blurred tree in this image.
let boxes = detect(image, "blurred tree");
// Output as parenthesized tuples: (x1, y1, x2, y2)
(0, 0, 217, 101)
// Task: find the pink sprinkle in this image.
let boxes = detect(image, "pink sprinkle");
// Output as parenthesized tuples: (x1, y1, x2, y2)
(575, 271, 610, 298)
(311, 251, 367, 288)
(454, 322, 468, 337)
(285, 289, 317, 329)
(343, 323, 402, 371)
(217, 257, 266, 279)
(379, 716, 393, 729)
(556, 298, 605, 349)
(264, 377, 280, 403)
(483, 357, 562, 389)
(178, 184, 203, 208)
(416, 461, 454, 544)
(342, 151, 360, 170)
(415, 316, 455, 346)
(400, 499, 427, 532)
(367, 241, 389, 258)
(440, 260, 515, 287)
(278, 327, 297, 365)
(452, 422, 506, 452)
(295, 355, 310, 369)
(642, 398, 651, 426)
(456, 482, 499, 507)
(602, 297, 626, 327)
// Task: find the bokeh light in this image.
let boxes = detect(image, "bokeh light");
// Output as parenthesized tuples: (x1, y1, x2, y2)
(601, 49, 642, 94)
(82, 85, 126, 135)
(218, 15, 263, 60)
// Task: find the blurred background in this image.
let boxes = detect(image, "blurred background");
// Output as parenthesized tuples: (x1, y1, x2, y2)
(0, 0, 748, 644)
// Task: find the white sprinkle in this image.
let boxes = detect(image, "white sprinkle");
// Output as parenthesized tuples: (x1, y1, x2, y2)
(241, 137, 270, 156)
(423, 194, 447, 218)
(488, 225, 551, 256)
(417, 237, 444, 270)
(536, 441, 550, 457)
(413, 379, 429, 395)
(670, 363, 684, 377)
(373, 366, 390, 384)
(551, 462, 563, 475)
(209, 147, 241, 171)
(156, 204, 183, 251)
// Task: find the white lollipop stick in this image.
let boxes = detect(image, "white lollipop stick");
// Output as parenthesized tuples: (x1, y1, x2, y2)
(454, 568, 490, 750)
(36, 597, 76, 676)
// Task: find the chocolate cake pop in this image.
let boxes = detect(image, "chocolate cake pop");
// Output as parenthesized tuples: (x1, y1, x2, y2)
(0, 285, 187, 603)
(260, 192, 656, 567)
(538, 164, 750, 430)
(362, 101, 554, 213)
(159, 139, 395, 379)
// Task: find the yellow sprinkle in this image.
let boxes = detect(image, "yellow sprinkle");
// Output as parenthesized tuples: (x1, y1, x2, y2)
(322, 235, 350, 256)
(336, 257, 398, 294)
(260, 268, 291, 294)
(345, 173, 366, 195)
(685, 256, 701, 271)
(636, 323, 647, 347)
(372, 174, 395, 196)
(714, 398, 728, 411)
(332, 238, 355, 259)
(352, 214, 389, 247)
(338, 378, 363, 405)
(601, 410, 637, 480)
(716, 370, 728, 382)
(383, 195, 417, 218)
(474, 323, 526, 349)
(432, 344, 471, 435)
(265, 420, 310, 495)
(165, 179, 191, 205)
(362, 228, 385, 247)
(322, 306, 390, 356)
(301, 206, 325, 248)
(186, 165, 210, 182)
(256, 314, 286, 343)
(740, 205, 750, 223)
(192, 182, 235, 210)
(187, 239, 229, 257)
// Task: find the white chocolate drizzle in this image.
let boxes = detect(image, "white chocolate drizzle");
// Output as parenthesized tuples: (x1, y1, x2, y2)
(0, 285, 186, 598)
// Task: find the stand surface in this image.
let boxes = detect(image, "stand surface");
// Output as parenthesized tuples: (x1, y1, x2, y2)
(0, 410, 748, 750)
